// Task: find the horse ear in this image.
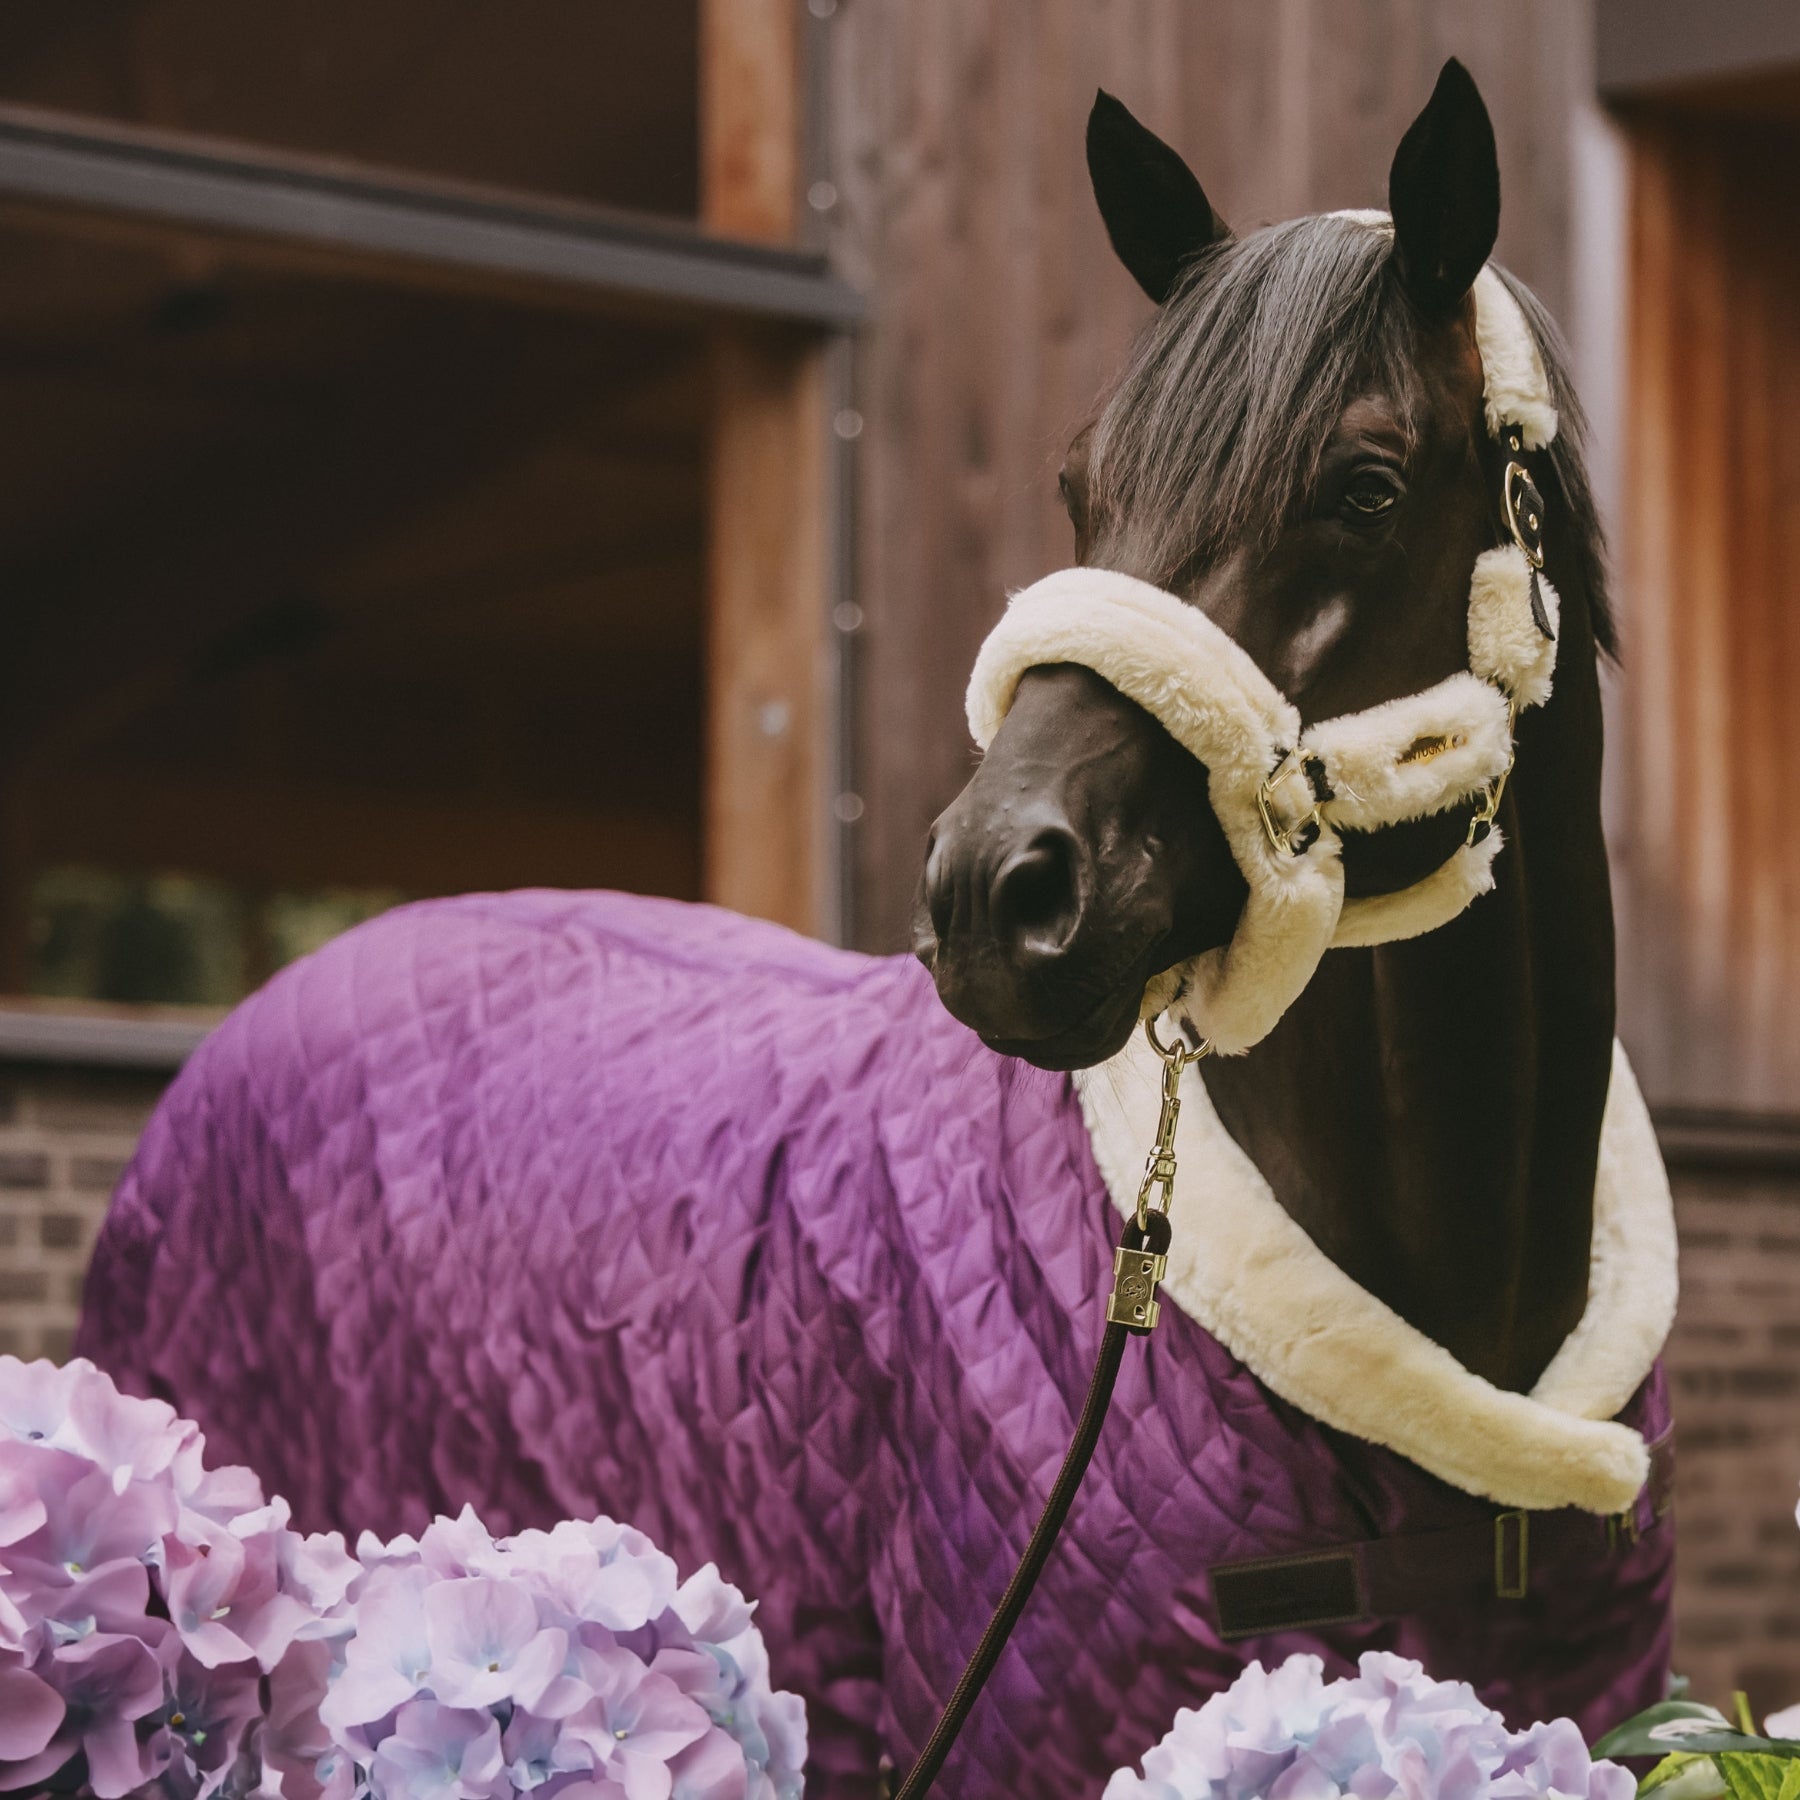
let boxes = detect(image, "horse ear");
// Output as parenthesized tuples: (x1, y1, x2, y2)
(1087, 90, 1229, 305)
(1387, 59, 1500, 317)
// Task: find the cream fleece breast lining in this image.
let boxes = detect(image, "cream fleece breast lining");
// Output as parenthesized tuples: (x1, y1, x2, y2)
(1072, 1035, 1677, 1515)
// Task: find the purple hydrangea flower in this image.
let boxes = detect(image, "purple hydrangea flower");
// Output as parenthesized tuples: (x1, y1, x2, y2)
(148, 1650, 269, 1799)
(423, 1577, 568, 1714)
(0, 1358, 808, 1796)
(319, 1563, 436, 1735)
(1106, 1653, 1635, 1800)
(0, 1355, 348, 1797)
(562, 1647, 713, 1799)
(18, 1627, 171, 1798)
(369, 1700, 507, 1800)
(299, 1509, 805, 1799)
(0, 1658, 64, 1768)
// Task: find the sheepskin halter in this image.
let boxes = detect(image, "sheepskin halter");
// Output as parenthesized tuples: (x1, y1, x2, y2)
(966, 248, 1560, 1054)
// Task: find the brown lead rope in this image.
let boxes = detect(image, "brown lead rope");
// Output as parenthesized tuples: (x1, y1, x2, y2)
(893, 1022, 1205, 1799)
(892, 1209, 1170, 1800)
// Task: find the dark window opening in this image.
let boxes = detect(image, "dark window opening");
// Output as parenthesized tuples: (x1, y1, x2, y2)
(0, 213, 707, 1007)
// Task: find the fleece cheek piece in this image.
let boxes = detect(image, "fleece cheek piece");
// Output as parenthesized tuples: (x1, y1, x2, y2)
(967, 570, 1346, 1055)
(965, 255, 1561, 1054)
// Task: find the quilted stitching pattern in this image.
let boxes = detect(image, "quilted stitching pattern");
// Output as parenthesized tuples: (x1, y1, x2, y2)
(77, 891, 1673, 1799)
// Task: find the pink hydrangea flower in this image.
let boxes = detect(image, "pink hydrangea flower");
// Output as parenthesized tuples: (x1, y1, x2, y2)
(368, 1700, 506, 1800)
(15, 1626, 170, 1797)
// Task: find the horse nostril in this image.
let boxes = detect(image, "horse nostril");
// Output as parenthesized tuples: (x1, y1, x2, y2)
(991, 829, 1086, 959)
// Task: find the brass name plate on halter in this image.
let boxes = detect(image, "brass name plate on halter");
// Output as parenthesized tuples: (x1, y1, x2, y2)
(1397, 730, 1467, 766)
(1107, 1245, 1168, 1330)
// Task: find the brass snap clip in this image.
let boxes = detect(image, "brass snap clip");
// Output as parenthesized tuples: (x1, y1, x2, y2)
(1132, 1016, 1211, 1234)
(1110, 1018, 1211, 1332)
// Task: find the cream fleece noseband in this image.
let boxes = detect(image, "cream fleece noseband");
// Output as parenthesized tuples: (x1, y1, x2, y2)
(966, 255, 1561, 1054)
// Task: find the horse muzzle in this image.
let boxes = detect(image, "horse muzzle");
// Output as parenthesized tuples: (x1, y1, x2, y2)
(914, 664, 1239, 1069)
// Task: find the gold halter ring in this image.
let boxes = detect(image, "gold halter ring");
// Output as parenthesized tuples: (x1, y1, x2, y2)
(1145, 1013, 1211, 1068)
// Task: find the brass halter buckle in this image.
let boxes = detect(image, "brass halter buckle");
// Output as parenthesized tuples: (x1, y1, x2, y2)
(1256, 749, 1326, 857)
(1501, 427, 1546, 570)
(1501, 426, 1556, 642)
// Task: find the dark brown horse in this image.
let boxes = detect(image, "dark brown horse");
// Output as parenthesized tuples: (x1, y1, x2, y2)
(915, 61, 1617, 1396)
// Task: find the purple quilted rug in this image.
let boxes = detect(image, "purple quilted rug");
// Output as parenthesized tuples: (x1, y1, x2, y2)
(77, 890, 1672, 1798)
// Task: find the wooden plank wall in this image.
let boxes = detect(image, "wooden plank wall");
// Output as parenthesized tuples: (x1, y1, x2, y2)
(699, 0, 829, 935)
(821, 0, 1597, 952)
(1613, 111, 1800, 1111)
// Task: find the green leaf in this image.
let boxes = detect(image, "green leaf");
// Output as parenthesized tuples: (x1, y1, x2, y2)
(1598, 1704, 1800, 1770)
(1598, 1702, 1753, 1760)
(1640, 1757, 1728, 1800)
(1719, 1754, 1796, 1800)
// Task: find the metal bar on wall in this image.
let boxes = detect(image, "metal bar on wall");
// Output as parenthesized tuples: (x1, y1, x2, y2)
(0, 1005, 215, 1071)
(0, 105, 864, 329)
(823, 334, 861, 947)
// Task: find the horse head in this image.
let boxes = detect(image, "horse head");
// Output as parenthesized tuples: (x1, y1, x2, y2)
(914, 61, 1609, 1072)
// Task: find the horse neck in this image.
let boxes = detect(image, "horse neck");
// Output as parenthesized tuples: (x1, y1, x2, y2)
(1197, 618, 1615, 1393)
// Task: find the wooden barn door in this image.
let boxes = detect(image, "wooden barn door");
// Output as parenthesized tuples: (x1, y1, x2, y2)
(1614, 101, 1800, 1111)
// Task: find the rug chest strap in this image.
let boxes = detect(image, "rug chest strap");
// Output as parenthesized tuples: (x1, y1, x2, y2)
(1209, 1430, 1674, 1641)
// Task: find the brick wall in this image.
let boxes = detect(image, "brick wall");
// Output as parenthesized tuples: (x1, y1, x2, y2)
(0, 1062, 168, 1362)
(1666, 1162, 1800, 1723)
(4, 1059, 1800, 1725)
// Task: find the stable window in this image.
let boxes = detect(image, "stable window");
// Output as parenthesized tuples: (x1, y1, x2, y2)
(0, 2, 853, 1019)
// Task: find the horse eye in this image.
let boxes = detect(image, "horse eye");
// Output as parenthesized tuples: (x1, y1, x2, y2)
(1341, 468, 1403, 520)
(1058, 467, 1089, 539)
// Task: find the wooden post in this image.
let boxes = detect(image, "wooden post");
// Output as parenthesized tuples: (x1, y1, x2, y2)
(699, 0, 828, 935)
(700, 0, 801, 245)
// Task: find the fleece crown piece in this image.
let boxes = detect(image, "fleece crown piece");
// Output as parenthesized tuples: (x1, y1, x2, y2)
(966, 254, 1559, 1053)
